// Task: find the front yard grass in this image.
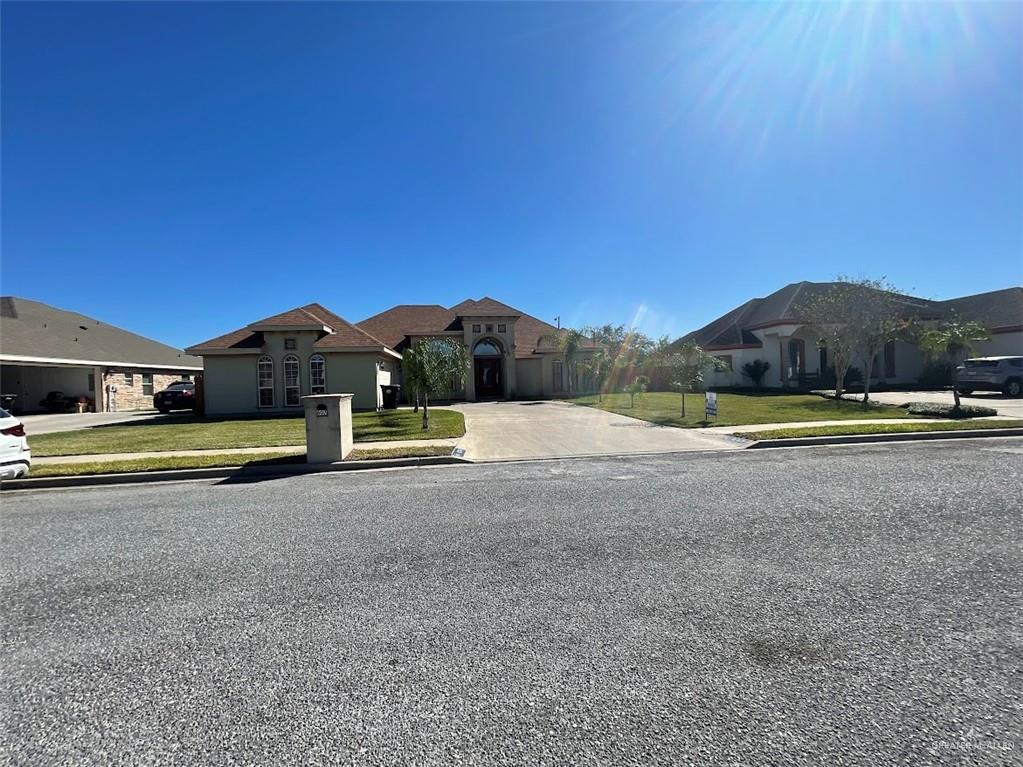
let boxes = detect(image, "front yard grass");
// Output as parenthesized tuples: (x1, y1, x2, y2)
(566, 391, 917, 428)
(738, 419, 1023, 441)
(28, 445, 455, 477)
(30, 409, 464, 457)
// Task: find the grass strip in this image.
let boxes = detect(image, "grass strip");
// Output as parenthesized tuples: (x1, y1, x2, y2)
(29, 445, 455, 478)
(738, 419, 1023, 441)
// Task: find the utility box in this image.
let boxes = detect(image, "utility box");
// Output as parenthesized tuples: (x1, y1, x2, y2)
(303, 393, 354, 463)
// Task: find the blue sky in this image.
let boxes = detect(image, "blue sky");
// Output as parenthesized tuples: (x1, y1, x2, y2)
(3, 2, 1021, 349)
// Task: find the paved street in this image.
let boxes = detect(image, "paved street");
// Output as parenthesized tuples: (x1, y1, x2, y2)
(2, 440, 1021, 765)
(453, 400, 744, 460)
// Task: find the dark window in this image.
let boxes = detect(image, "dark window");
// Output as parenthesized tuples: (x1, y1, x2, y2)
(553, 360, 564, 392)
(284, 338, 296, 350)
(180, 374, 191, 381)
(819, 347, 828, 374)
(473, 341, 501, 356)
(486, 324, 493, 333)
(472, 324, 481, 334)
(884, 340, 896, 378)
(498, 324, 506, 333)
(88, 373, 95, 392)
(123, 372, 134, 386)
(142, 373, 154, 396)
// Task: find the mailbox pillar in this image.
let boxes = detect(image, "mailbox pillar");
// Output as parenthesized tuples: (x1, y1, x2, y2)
(302, 393, 355, 463)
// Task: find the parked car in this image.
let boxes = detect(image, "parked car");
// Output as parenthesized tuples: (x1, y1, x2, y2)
(0, 408, 31, 479)
(955, 356, 1023, 397)
(154, 381, 197, 413)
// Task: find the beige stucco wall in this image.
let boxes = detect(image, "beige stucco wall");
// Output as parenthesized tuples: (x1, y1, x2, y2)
(202, 329, 391, 415)
(977, 331, 1023, 357)
(516, 358, 543, 397)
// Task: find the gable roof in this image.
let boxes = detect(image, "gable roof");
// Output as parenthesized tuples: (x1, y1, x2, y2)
(186, 303, 394, 355)
(357, 297, 592, 358)
(0, 296, 201, 369)
(681, 282, 1022, 349)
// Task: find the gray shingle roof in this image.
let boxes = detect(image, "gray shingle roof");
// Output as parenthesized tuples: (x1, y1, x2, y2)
(0, 297, 201, 369)
(680, 282, 1021, 349)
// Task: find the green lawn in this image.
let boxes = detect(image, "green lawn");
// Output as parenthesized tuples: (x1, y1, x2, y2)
(30, 409, 464, 457)
(739, 419, 1023, 441)
(29, 445, 455, 478)
(566, 391, 918, 428)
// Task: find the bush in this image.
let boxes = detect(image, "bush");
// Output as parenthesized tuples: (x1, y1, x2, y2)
(820, 364, 862, 388)
(918, 360, 954, 388)
(741, 360, 771, 388)
(906, 402, 997, 419)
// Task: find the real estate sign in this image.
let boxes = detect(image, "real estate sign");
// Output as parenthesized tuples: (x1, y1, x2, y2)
(705, 391, 718, 419)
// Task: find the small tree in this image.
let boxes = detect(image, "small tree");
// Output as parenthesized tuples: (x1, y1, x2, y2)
(796, 282, 861, 399)
(659, 339, 725, 418)
(918, 317, 989, 409)
(623, 375, 649, 408)
(582, 347, 614, 402)
(847, 278, 907, 407)
(539, 328, 591, 394)
(401, 338, 470, 430)
(740, 360, 771, 389)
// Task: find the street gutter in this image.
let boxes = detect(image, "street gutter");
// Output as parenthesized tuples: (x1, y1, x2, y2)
(0, 455, 472, 492)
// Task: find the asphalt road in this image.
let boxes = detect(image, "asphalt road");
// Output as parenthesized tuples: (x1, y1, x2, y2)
(2, 440, 1021, 766)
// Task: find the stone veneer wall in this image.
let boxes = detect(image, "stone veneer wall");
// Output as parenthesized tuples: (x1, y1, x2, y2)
(102, 369, 191, 411)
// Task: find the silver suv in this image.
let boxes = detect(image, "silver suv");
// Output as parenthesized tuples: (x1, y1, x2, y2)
(955, 356, 1023, 397)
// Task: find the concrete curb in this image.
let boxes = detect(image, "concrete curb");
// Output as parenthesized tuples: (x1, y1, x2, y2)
(747, 427, 1023, 449)
(0, 455, 472, 492)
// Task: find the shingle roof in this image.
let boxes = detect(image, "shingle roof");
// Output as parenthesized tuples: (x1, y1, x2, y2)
(187, 303, 392, 354)
(0, 296, 201, 369)
(357, 298, 592, 359)
(937, 287, 1023, 331)
(680, 282, 1021, 349)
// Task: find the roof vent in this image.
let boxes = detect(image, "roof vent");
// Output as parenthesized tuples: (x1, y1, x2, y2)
(79, 325, 88, 330)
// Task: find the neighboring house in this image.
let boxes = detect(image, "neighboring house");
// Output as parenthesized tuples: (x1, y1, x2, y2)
(186, 297, 594, 414)
(0, 296, 201, 413)
(185, 304, 400, 414)
(680, 282, 1022, 389)
(358, 296, 595, 400)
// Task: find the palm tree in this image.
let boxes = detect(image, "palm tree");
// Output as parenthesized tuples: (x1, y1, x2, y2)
(401, 339, 470, 430)
(539, 328, 590, 394)
(918, 318, 989, 409)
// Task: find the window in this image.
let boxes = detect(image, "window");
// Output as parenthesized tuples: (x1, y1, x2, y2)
(884, 340, 896, 379)
(284, 338, 296, 350)
(473, 341, 501, 356)
(181, 374, 191, 381)
(498, 324, 506, 333)
(714, 355, 733, 372)
(553, 360, 564, 392)
(142, 373, 154, 396)
(88, 373, 95, 392)
(123, 372, 134, 386)
(309, 354, 326, 395)
(257, 356, 274, 407)
(472, 324, 481, 333)
(284, 354, 301, 406)
(486, 324, 493, 333)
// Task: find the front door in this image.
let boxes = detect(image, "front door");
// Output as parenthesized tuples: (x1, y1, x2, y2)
(475, 358, 502, 398)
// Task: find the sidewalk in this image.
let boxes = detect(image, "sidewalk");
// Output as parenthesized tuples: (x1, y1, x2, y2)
(33, 437, 459, 465)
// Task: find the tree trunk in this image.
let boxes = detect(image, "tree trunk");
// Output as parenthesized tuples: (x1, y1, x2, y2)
(422, 393, 429, 430)
(862, 353, 874, 406)
(413, 389, 419, 413)
(952, 366, 962, 410)
(681, 391, 686, 418)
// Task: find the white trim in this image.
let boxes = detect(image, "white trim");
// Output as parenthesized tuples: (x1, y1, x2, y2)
(283, 354, 301, 407)
(257, 355, 275, 408)
(247, 323, 333, 333)
(186, 348, 257, 356)
(0, 353, 201, 371)
(309, 354, 326, 395)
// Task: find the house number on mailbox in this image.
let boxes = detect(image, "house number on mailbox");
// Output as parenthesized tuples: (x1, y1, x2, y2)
(316, 404, 328, 417)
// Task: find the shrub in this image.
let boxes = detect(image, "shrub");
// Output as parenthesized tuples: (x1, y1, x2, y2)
(918, 360, 954, 388)
(741, 360, 771, 388)
(819, 364, 862, 388)
(906, 402, 997, 419)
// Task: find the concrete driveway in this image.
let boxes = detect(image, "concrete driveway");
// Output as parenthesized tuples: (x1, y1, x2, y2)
(18, 410, 172, 435)
(452, 400, 743, 461)
(845, 390, 1023, 418)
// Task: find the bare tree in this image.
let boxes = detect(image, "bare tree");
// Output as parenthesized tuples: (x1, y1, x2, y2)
(796, 281, 861, 400)
(847, 278, 907, 406)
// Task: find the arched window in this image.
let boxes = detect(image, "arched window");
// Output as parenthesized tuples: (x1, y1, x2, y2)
(283, 354, 301, 406)
(257, 356, 274, 407)
(309, 354, 326, 395)
(473, 340, 502, 357)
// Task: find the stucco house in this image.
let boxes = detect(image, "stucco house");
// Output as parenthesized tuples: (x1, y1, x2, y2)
(186, 297, 593, 415)
(680, 282, 1022, 389)
(0, 296, 201, 413)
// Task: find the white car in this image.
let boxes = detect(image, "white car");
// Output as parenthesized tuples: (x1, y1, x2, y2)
(0, 408, 31, 479)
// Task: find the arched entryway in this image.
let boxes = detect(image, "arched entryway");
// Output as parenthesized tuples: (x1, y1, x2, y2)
(473, 338, 504, 399)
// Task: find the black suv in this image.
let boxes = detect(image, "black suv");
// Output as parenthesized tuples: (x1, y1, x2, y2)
(154, 381, 197, 413)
